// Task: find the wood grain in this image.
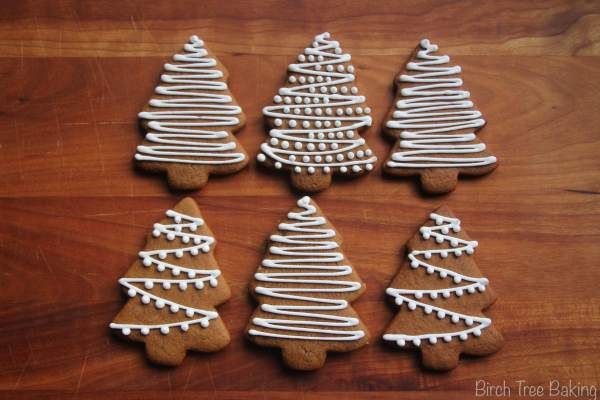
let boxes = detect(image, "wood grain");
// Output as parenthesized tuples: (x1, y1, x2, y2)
(1, 1, 599, 399)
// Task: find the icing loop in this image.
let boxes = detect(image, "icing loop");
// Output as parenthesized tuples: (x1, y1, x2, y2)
(257, 32, 377, 175)
(249, 196, 365, 341)
(136, 35, 245, 165)
(110, 209, 220, 336)
(386, 39, 497, 168)
(383, 212, 492, 346)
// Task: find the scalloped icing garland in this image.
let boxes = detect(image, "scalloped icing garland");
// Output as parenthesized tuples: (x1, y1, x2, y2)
(109, 209, 221, 336)
(383, 212, 492, 347)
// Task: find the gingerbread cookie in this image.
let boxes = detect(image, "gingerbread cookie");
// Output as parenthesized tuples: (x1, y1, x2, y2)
(135, 35, 248, 190)
(110, 197, 231, 365)
(383, 206, 503, 370)
(247, 196, 369, 370)
(257, 32, 377, 192)
(383, 39, 497, 194)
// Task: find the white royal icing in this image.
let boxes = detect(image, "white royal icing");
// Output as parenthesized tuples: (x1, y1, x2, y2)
(386, 39, 497, 169)
(135, 35, 246, 165)
(383, 212, 492, 347)
(257, 32, 377, 175)
(110, 209, 221, 336)
(248, 196, 365, 341)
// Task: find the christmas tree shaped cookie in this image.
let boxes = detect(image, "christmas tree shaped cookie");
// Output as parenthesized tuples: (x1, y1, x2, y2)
(135, 35, 248, 190)
(383, 206, 503, 370)
(383, 39, 497, 194)
(247, 196, 369, 370)
(257, 32, 377, 192)
(110, 198, 231, 365)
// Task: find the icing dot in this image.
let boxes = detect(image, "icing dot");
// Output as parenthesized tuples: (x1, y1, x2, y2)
(334, 47, 342, 55)
(315, 108, 323, 116)
(190, 247, 199, 256)
(155, 300, 165, 309)
(347, 152, 355, 160)
(336, 131, 344, 139)
(316, 76, 323, 82)
(335, 120, 342, 127)
(127, 288, 136, 297)
(175, 250, 184, 258)
(303, 155, 310, 163)
(152, 229, 161, 237)
(430, 292, 438, 299)
(355, 107, 362, 114)
(340, 166, 348, 173)
(298, 76, 306, 83)
(347, 65, 355, 73)
(473, 328, 482, 337)
(274, 95, 282, 103)
(456, 289, 464, 296)
(294, 142, 303, 150)
(351, 165, 361, 173)
(439, 271, 448, 278)
(256, 153, 266, 162)
(412, 338, 421, 347)
(465, 318, 474, 326)
(453, 276, 462, 284)
(281, 141, 290, 149)
(294, 166, 301, 173)
(440, 250, 448, 258)
(345, 107, 353, 115)
(364, 107, 371, 114)
(317, 55, 324, 62)
(443, 335, 452, 343)
(172, 268, 181, 276)
(180, 323, 189, 332)
(351, 87, 358, 94)
(459, 333, 468, 341)
(308, 167, 315, 174)
(157, 263, 165, 272)
(468, 286, 476, 294)
(179, 281, 187, 291)
(320, 86, 328, 94)
(185, 309, 195, 318)
(437, 310, 446, 319)
(315, 64, 321, 70)
(195, 280, 205, 289)
(340, 86, 348, 94)
(314, 155, 322, 162)
(314, 121, 322, 128)
(308, 76, 315, 83)
(141, 295, 150, 304)
(298, 54, 305, 62)
(325, 155, 333, 162)
(288, 120, 297, 128)
(426, 266, 434, 274)
(414, 292, 423, 299)
(283, 107, 290, 114)
(170, 304, 179, 313)
(158, 251, 167, 260)
(330, 86, 338, 94)
(200, 319, 210, 328)
(141, 327, 150, 336)
(336, 108, 344, 116)
(307, 143, 315, 151)
(337, 65, 345, 72)
(441, 227, 449, 234)
(122, 327, 131, 336)
(302, 121, 310, 128)
(160, 326, 170, 335)
(274, 118, 282, 127)
(331, 143, 339, 150)
(336, 154, 344, 162)
(424, 305, 432, 314)
(274, 162, 282, 169)
(289, 154, 296, 161)
(451, 239, 459, 247)
(366, 163, 374, 171)
(424, 251, 432, 259)
(410, 260, 419, 268)
(167, 232, 175, 241)
(365, 149, 373, 156)
(451, 315, 460, 324)
(144, 281, 154, 289)
(326, 65, 334, 72)
(142, 257, 152, 267)
(294, 96, 302, 104)
(308, 54, 315, 62)
(323, 166, 331, 173)
(442, 291, 450, 298)
(289, 76, 296, 83)
(284, 96, 292, 104)
(318, 143, 326, 151)
(429, 337, 437, 344)
(436, 236, 444, 244)
(397, 339, 406, 347)
(408, 301, 416, 310)
(181, 236, 190, 244)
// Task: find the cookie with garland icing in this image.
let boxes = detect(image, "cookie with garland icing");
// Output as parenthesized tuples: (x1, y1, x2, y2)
(110, 197, 231, 365)
(246, 196, 370, 370)
(383, 39, 498, 194)
(256, 32, 377, 192)
(135, 35, 248, 190)
(383, 205, 503, 370)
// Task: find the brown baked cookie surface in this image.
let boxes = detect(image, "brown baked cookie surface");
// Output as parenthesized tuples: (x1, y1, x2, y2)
(135, 36, 248, 190)
(257, 32, 377, 192)
(383, 39, 497, 194)
(383, 205, 503, 370)
(110, 197, 231, 366)
(246, 196, 369, 370)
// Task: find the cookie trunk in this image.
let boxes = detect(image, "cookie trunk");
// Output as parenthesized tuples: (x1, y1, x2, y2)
(281, 345, 327, 371)
(291, 171, 332, 192)
(420, 169, 459, 194)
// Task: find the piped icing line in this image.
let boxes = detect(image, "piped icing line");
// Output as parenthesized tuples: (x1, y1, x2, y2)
(386, 38, 497, 168)
(383, 212, 492, 347)
(257, 32, 377, 175)
(249, 196, 365, 341)
(110, 208, 221, 336)
(135, 35, 246, 165)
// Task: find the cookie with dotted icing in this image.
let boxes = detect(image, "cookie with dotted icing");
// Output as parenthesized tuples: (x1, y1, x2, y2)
(257, 32, 377, 192)
(246, 196, 370, 370)
(383, 39, 498, 194)
(383, 205, 503, 370)
(135, 35, 248, 190)
(110, 197, 231, 365)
